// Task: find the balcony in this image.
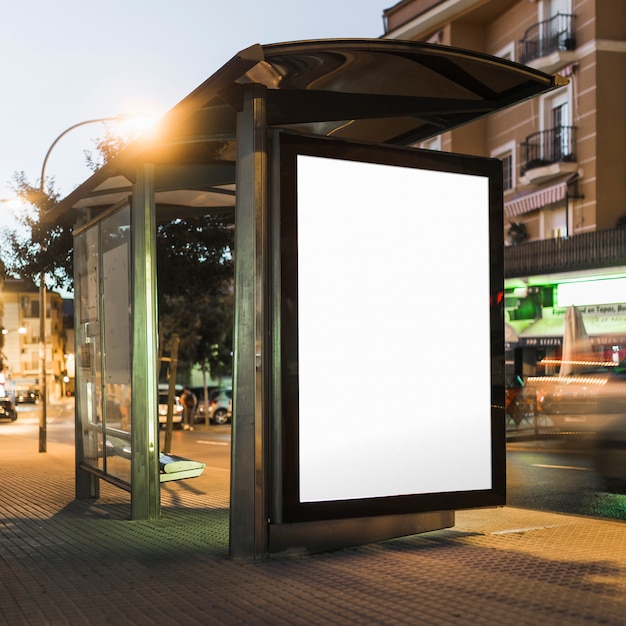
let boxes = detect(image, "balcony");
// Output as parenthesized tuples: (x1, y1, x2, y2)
(520, 125, 577, 184)
(504, 229, 626, 279)
(519, 13, 576, 68)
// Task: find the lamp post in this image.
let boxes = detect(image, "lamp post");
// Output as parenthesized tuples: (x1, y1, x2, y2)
(37, 114, 146, 453)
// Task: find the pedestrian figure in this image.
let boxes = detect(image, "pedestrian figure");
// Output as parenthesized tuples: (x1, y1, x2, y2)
(180, 388, 197, 431)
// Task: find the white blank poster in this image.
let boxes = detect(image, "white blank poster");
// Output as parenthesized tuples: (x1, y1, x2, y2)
(296, 155, 492, 502)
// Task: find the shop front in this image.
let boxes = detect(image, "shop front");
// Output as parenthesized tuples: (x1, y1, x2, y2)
(505, 273, 626, 384)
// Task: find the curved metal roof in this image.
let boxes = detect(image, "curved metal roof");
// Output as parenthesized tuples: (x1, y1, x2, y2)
(54, 39, 566, 221)
(246, 39, 564, 143)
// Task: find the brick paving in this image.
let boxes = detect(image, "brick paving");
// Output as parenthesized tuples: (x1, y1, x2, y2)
(1, 408, 626, 625)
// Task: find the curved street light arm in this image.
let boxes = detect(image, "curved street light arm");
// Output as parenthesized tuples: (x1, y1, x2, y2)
(39, 117, 119, 193)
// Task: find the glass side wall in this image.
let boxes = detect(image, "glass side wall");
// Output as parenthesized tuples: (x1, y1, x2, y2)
(75, 205, 132, 486)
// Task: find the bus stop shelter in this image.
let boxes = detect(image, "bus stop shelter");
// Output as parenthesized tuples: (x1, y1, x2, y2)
(49, 39, 565, 559)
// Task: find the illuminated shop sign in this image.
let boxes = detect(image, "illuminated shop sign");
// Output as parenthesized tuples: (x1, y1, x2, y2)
(557, 279, 626, 307)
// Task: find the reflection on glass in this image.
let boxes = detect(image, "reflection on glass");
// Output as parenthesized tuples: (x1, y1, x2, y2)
(75, 206, 133, 486)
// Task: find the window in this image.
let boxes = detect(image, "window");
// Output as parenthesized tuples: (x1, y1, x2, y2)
(519, 81, 576, 179)
(419, 136, 441, 151)
(552, 102, 569, 160)
(492, 142, 516, 192)
(539, 86, 573, 163)
(521, 0, 575, 64)
(541, 202, 567, 238)
(496, 42, 515, 63)
(501, 153, 513, 191)
(543, 0, 572, 20)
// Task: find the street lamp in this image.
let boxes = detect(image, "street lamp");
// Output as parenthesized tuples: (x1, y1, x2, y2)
(37, 113, 152, 453)
(38, 114, 149, 195)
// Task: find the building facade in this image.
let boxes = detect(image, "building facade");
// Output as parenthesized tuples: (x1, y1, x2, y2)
(0, 279, 69, 400)
(383, 0, 626, 380)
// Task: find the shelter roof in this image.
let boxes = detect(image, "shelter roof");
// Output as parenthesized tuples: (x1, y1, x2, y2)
(49, 39, 567, 223)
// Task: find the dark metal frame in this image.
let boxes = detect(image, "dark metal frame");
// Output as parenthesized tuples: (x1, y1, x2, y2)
(275, 131, 506, 525)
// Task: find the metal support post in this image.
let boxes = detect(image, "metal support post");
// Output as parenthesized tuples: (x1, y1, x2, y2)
(38, 279, 47, 453)
(131, 164, 160, 520)
(230, 83, 269, 559)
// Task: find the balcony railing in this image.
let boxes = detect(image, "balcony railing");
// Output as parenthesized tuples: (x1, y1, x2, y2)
(520, 126, 576, 176)
(505, 229, 626, 279)
(519, 13, 576, 65)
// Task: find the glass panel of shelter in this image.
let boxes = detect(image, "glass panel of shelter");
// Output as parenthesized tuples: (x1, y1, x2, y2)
(75, 226, 102, 473)
(101, 206, 132, 484)
(75, 205, 132, 487)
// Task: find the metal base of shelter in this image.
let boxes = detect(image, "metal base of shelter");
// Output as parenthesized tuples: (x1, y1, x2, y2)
(268, 511, 455, 556)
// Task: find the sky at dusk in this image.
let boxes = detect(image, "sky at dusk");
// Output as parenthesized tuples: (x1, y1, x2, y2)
(0, 0, 390, 230)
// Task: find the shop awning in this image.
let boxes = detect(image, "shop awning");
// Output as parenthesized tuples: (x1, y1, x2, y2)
(505, 176, 572, 218)
(518, 316, 565, 346)
(517, 313, 626, 346)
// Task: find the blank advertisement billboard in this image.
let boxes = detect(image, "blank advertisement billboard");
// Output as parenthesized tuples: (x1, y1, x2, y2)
(278, 132, 505, 523)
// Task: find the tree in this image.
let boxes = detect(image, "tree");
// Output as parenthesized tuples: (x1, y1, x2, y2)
(1, 132, 236, 385)
(191, 289, 234, 381)
(156, 214, 234, 380)
(1, 124, 142, 289)
(84, 128, 134, 173)
(1, 173, 73, 291)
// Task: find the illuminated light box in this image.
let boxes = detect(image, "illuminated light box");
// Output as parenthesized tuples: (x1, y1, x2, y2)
(278, 132, 505, 523)
(557, 278, 626, 307)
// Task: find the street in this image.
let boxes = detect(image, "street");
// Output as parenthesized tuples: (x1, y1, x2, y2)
(507, 439, 626, 521)
(2, 400, 232, 474)
(3, 400, 626, 522)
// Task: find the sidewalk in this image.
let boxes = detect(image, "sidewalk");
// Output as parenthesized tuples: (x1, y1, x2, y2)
(1, 411, 625, 625)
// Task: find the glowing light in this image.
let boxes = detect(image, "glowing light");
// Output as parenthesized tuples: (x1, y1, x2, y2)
(557, 278, 626, 306)
(115, 112, 161, 137)
(0, 198, 24, 210)
(527, 375, 609, 386)
(540, 358, 618, 368)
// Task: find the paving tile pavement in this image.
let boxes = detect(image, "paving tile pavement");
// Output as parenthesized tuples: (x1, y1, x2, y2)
(1, 417, 626, 625)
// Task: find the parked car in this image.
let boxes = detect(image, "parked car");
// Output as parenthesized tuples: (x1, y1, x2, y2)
(15, 387, 37, 404)
(194, 388, 232, 425)
(158, 392, 184, 428)
(0, 395, 17, 422)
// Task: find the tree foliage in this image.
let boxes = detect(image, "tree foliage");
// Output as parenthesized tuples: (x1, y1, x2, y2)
(2, 172, 73, 290)
(2, 132, 236, 382)
(84, 128, 132, 172)
(157, 215, 234, 379)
